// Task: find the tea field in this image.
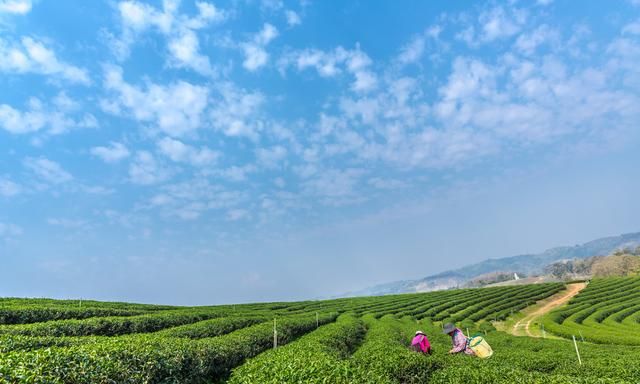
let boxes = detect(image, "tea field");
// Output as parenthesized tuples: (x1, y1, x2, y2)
(0, 280, 638, 383)
(540, 277, 640, 345)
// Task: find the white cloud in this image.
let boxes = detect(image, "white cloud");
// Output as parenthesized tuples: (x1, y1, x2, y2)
(117, 1, 173, 33)
(81, 185, 115, 195)
(515, 25, 557, 55)
(0, 177, 21, 197)
(47, 218, 89, 229)
(0, 37, 89, 84)
(227, 208, 249, 221)
(24, 157, 73, 184)
(242, 45, 269, 72)
(302, 168, 364, 199)
(143, 179, 247, 220)
(0, 0, 31, 14)
(279, 48, 342, 77)
(109, 0, 225, 75)
(623, 19, 640, 35)
(397, 35, 426, 65)
(480, 7, 523, 42)
(102, 65, 209, 137)
(285, 10, 301, 27)
(260, 0, 283, 11)
(457, 6, 526, 46)
(217, 164, 257, 182)
(91, 142, 130, 163)
(295, 26, 640, 176)
(241, 23, 278, 71)
(167, 29, 213, 75)
(256, 145, 287, 169)
(210, 83, 264, 140)
(0, 101, 45, 134)
(0, 222, 22, 239)
(279, 46, 377, 92)
(157, 137, 219, 166)
(129, 151, 168, 185)
(192, 2, 224, 25)
(368, 177, 409, 190)
(0, 95, 96, 135)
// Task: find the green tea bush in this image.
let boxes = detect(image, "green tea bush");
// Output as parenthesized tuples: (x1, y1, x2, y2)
(0, 313, 338, 383)
(541, 277, 640, 345)
(0, 310, 229, 337)
(228, 314, 365, 383)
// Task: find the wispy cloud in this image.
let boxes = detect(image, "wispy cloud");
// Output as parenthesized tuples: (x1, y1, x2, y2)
(107, 0, 226, 75)
(0, 177, 21, 197)
(0, 94, 96, 135)
(210, 83, 265, 140)
(24, 157, 73, 184)
(515, 25, 558, 55)
(396, 25, 441, 66)
(456, 6, 527, 46)
(0, 0, 32, 15)
(91, 142, 130, 163)
(279, 45, 378, 92)
(0, 36, 90, 84)
(241, 23, 278, 71)
(0, 222, 22, 239)
(157, 137, 219, 166)
(128, 151, 168, 185)
(101, 65, 209, 137)
(285, 10, 301, 27)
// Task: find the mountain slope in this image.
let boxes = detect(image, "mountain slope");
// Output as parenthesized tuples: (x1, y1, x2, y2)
(349, 232, 640, 296)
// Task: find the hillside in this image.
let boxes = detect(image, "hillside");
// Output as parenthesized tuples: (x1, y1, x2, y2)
(349, 231, 640, 296)
(545, 249, 640, 279)
(1, 281, 639, 383)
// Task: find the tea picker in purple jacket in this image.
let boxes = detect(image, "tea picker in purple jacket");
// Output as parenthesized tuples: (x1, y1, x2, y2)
(443, 323, 475, 355)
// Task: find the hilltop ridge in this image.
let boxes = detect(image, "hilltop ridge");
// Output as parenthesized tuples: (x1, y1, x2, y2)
(346, 231, 640, 296)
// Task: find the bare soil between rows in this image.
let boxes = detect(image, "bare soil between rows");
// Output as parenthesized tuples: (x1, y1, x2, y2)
(505, 282, 587, 338)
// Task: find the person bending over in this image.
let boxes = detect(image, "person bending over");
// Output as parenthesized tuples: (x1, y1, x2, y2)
(411, 330, 432, 354)
(443, 323, 475, 355)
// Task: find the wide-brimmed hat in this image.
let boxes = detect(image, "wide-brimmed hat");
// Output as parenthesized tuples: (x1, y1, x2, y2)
(415, 330, 425, 336)
(442, 323, 456, 334)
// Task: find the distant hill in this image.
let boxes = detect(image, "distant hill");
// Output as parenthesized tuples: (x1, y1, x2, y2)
(347, 232, 640, 296)
(545, 249, 640, 279)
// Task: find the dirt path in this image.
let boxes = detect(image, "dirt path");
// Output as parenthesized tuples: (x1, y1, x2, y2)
(512, 282, 587, 338)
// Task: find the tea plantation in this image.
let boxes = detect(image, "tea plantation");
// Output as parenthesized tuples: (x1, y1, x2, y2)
(0, 280, 638, 383)
(540, 277, 640, 345)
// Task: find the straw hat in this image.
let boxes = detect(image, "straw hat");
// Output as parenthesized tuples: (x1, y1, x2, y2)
(415, 330, 425, 336)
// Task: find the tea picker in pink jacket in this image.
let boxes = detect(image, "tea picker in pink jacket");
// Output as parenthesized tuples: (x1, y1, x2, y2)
(411, 330, 432, 354)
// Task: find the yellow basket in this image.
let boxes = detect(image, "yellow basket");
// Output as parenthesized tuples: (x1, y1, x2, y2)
(468, 336, 493, 359)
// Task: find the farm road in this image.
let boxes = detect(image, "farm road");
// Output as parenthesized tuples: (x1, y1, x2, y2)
(511, 282, 587, 338)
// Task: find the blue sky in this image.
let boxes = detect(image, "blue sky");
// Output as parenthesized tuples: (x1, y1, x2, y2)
(1, 0, 639, 305)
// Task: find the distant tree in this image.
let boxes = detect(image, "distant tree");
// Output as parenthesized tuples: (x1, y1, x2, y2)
(544, 261, 572, 278)
(543, 256, 602, 278)
(592, 254, 640, 277)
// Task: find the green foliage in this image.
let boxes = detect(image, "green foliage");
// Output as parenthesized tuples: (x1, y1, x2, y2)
(0, 281, 637, 383)
(228, 314, 366, 383)
(346, 315, 441, 383)
(0, 307, 147, 325)
(155, 315, 267, 339)
(0, 313, 338, 383)
(0, 310, 233, 337)
(541, 277, 640, 345)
